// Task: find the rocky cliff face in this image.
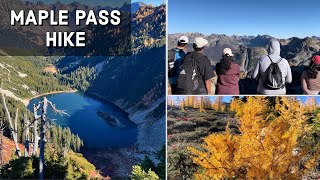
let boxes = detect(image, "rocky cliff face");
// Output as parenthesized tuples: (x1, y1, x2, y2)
(169, 33, 320, 65)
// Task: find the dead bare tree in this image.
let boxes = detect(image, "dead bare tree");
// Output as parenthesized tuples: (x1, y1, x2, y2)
(0, 116, 6, 167)
(1, 92, 21, 157)
(34, 97, 69, 180)
(32, 103, 40, 156)
(24, 114, 30, 157)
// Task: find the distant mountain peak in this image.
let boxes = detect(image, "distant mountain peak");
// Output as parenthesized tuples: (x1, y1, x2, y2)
(54, 1, 63, 6)
(131, 1, 146, 13)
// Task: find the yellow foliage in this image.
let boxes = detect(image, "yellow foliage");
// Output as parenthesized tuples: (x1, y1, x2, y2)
(220, 104, 226, 112)
(193, 97, 199, 108)
(188, 97, 195, 108)
(180, 100, 186, 112)
(200, 97, 205, 113)
(305, 97, 317, 113)
(189, 97, 319, 180)
(212, 97, 223, 112)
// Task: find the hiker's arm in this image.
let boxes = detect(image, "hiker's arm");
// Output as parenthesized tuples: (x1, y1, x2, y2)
(286, 62, 292, 83)
(205, 79, 212, 95)
(252, 58, 261, 79)
(236, 65, 240, 80)
(203, 58, 214, 94)
(301, 72, 311, 95)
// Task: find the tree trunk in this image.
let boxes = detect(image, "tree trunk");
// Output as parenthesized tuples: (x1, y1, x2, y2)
(39, 97, 48, 180)
(24, 114, 30, 157)
(2, 93, 21, 157)
(32, 104, 39, 156)
(39, 117, 45, 180)
(0, 128, 3, 167)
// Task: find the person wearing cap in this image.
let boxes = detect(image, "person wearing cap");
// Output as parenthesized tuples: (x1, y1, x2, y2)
(301, 55, 320, 95)
(176, 37, 214, 95)
(215, 48, 240, 95)
(252, 40, 292, 95)
(168, 36, 189, 94)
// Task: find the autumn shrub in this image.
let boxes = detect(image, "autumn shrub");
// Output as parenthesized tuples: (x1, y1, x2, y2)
(193, 118, 212, 127)
(167, 118, 176, 127)
(168, 147, 198, 180)
(189, 97, 319, 179)
(168, 121, 197, 134)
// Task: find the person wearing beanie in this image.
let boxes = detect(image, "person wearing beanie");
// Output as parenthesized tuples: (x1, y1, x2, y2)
(168, 36, 189, 94)
(176, 37, 214, 95)
(301, 55, 320, 95)
(215, 48, 240, 95)
(252, 40, 292, 95)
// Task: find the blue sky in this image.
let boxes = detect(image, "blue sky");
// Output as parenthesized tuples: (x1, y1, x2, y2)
(169, 0, 320, 38)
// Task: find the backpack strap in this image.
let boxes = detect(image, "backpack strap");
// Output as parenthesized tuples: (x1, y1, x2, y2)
(267, 55, 272, 63)
(276, 58, 283, 63)
(267, 55, 283, 64)
(169, 49, 176, 61)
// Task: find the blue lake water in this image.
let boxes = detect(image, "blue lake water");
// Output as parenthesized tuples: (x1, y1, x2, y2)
(27, 92, 138, 149)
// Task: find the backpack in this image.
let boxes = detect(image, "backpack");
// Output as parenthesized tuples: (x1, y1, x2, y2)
(168, 49, 176, 77)
(176, 54, 200, 94)
(263, 55, 284, 89)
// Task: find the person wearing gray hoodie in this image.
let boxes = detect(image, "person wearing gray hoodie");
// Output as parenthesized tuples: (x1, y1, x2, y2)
(252, 40, 292, 95)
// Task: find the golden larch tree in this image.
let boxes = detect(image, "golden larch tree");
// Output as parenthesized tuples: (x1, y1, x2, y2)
(305, 97, 317, 113)
(180, 99, 186, 112)
(212, 97, 223, 111)
(188, 97, 195, 108)
(199, 97, 205, 113)
(193, 97, 199, 109)
(184, 97, 190, 107)
(189, 97, 319, 180)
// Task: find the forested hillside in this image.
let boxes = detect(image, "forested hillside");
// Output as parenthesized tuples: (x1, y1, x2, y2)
(0, 1, 166, 179)
(0, 56, 69, 102)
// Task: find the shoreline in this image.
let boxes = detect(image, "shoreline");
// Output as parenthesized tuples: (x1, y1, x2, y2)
(25, 89, 78, 106)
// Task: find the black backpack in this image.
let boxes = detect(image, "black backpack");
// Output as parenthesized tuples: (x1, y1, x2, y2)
(168, 49, 176, 77)
(176, 54, 200, 94)
(263, 55, 284, 89)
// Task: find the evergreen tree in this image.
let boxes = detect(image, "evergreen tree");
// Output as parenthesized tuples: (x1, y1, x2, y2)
(140, 155, 156, 172)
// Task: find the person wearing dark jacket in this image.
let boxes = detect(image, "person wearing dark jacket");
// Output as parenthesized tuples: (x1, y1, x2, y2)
(168, 36, 188, 94)
(216, 48, 240, 95)
(176, 37, 214, 95)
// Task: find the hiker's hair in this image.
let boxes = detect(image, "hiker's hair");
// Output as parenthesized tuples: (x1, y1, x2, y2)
(217, 56, 233, 75)
(193, 44, 204, 52)
(177, 42, 187, 47)
(307, 60, 320, 79)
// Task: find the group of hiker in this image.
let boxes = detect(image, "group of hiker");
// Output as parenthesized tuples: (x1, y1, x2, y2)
(168, 36, 320, 95)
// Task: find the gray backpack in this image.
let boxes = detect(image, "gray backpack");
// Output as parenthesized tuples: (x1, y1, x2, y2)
(263, 55, 284, 89)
